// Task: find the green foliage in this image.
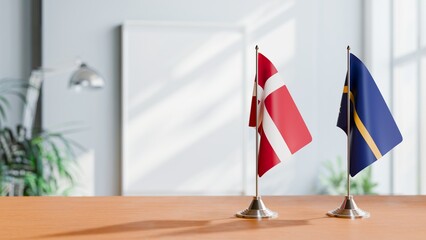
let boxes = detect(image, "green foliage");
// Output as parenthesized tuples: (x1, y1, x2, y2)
(319, 156, 378, 195)
(0, 125, 81, 196)
(0, 78, 80, 196)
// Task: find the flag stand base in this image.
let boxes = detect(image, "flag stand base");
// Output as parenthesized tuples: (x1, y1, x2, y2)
(327, 195, 370, 219)
(236, 196, 278, 219)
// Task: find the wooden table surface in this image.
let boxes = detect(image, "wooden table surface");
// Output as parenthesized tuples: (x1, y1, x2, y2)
(1, 196, 425, 239)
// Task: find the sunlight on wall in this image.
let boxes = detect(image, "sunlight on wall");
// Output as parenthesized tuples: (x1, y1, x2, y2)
(240, 0, 294, 31)
(172, 31, 243, 79)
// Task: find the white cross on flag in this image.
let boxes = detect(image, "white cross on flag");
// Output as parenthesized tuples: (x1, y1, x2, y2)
(249, 53, 312, 177)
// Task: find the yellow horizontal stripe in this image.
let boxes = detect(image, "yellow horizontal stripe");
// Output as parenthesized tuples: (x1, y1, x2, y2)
(342, 86, 383, 159)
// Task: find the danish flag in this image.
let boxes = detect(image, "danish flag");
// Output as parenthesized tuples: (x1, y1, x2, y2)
(249, 53, 312, 177)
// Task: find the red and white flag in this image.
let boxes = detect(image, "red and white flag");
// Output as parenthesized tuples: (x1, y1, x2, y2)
(249, 53, 312, 177)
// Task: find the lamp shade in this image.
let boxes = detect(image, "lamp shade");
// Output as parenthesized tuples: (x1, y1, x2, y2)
(69, 63, 104, 90)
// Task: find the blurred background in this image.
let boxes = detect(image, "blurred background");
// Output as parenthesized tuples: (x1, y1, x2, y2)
(0, 0, 424, 196)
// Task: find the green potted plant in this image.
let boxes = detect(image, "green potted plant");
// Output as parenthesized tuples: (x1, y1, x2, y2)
(0, 79, 80, 196)
(319, 156, 378, 195)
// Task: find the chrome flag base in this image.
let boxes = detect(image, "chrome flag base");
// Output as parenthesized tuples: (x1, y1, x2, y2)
(327, 195, 370, 219)
(236, 196, 278, 219)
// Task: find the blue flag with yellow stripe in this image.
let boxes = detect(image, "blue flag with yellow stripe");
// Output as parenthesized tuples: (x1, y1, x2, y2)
(337, 53, 403, 177)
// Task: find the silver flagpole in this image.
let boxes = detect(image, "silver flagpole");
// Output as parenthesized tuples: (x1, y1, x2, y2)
(327, 46, 369, 219)
(255, 45, 259, 198)
(236, 45, 277, 219)
(347, 45, 351, 198)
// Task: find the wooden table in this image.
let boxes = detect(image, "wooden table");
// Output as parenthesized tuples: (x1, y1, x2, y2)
(1, 196, 425, 239)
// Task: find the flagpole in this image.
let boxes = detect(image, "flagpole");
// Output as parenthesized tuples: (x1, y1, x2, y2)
(255, 45, 259, 198)
(346, 45, 351, 198)
(326, 46, 369, 219)
(236, 45, 277, 219)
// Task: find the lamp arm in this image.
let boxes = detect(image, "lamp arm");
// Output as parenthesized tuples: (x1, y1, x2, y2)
(22, 72, 43, 137)
(21, 60, 82, 136)
(33, 59, 82, 78)
(21, 59, 103, 136)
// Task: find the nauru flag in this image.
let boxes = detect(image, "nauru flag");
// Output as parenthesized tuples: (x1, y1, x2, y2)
(337, 53, 402, 177)
(249, 53, 312, 177)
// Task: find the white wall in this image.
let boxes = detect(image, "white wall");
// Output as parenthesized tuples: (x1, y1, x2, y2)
(43, 0, 363, 195)
(0, 0, 32, 127)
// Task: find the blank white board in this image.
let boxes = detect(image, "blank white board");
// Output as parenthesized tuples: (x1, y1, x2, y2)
(121, 22, 247, 195)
